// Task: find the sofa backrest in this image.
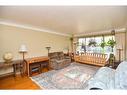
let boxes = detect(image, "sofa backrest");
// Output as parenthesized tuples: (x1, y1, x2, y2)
(48, 52, 58, 59)
(48, 52, 64, 60)
(57, 52, 64, 60)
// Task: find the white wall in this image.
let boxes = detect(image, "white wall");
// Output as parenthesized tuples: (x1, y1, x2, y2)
(0, 24, 71, 75)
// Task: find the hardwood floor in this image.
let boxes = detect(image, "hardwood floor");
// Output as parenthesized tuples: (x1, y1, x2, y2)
(0, 68, 49, 89)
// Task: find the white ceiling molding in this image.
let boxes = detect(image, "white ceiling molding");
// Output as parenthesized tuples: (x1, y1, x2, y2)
(74, 28, 126, 37)
(0, 20, 71, 37)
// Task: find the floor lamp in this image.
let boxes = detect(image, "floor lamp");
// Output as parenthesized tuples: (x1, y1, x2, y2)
(19, 44, 28, 75)
(45, 47, 51, 55)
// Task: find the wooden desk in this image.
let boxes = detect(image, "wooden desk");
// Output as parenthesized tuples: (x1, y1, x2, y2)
(25, 56, 49, 76)
(0, 60, 23, 77)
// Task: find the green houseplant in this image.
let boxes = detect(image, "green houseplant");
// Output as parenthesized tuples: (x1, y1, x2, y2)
(107, 39, 116, 67)
(107, 39, 116, 52)
(100, 41, 107, 53)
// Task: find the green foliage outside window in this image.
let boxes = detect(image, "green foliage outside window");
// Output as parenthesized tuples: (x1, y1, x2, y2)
(88, 39, 97, 47)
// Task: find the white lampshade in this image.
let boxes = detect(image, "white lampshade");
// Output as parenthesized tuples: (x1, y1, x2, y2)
(19, 44, 28, 52)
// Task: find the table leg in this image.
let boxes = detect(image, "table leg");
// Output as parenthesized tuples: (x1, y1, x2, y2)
(27, 62, 30, 77)
(20, 62, 24, 77)
(13, 64, 16, 77)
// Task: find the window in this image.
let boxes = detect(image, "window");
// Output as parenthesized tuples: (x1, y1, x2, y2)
(77, 35, 115, 54)
(77, 38, 86, 53)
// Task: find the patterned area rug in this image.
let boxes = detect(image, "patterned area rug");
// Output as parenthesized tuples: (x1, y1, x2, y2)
(31, 62, 99, 89)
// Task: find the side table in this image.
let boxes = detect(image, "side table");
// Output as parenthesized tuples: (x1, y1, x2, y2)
(0, 60, 24, 77)
(25, 56, 49, 76)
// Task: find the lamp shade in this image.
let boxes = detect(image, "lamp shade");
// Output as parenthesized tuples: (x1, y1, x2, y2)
(19, 44, 27, 52)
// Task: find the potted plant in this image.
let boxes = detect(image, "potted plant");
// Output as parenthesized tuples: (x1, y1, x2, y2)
(100, 41, 106, 53)
(107, 39, 116, 52)
(106, 39, 116, 67)
(88, 39, 97, 47)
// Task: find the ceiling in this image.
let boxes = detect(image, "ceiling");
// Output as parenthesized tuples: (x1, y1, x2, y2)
(0, 6, 127, 36)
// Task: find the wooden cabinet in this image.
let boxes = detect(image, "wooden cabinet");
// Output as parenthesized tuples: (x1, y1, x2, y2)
(25, 56, 49, 76)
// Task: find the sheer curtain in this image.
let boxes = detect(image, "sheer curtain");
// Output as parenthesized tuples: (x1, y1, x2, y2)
(115, 32, 126, 61)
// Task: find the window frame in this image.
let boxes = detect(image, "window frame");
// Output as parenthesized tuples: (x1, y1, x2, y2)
(77, 35, 115, 54)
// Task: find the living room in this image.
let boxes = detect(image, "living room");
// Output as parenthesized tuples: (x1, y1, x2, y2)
(0, 3, 127, 93)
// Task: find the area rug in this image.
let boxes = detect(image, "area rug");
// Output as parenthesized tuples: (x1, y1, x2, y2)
(31, 62, 99, 89)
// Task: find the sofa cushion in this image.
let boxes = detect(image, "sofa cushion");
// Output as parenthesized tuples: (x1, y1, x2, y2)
(57, 52, 64, 60)
(56, 59, 65, 63)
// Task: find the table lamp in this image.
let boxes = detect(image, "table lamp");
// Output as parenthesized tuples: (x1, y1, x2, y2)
(19, 44, 28, 61)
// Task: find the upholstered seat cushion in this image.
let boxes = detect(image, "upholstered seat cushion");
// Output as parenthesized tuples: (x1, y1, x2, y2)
(55, 59, 65, 63)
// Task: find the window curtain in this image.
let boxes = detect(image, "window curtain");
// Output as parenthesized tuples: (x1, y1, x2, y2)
(73, 37, 78, 54)
(115, 32, 126, 61)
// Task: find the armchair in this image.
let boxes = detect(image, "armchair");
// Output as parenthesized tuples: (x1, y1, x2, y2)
(48, 52, 71, 70)
(87, 61, 127, 90)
